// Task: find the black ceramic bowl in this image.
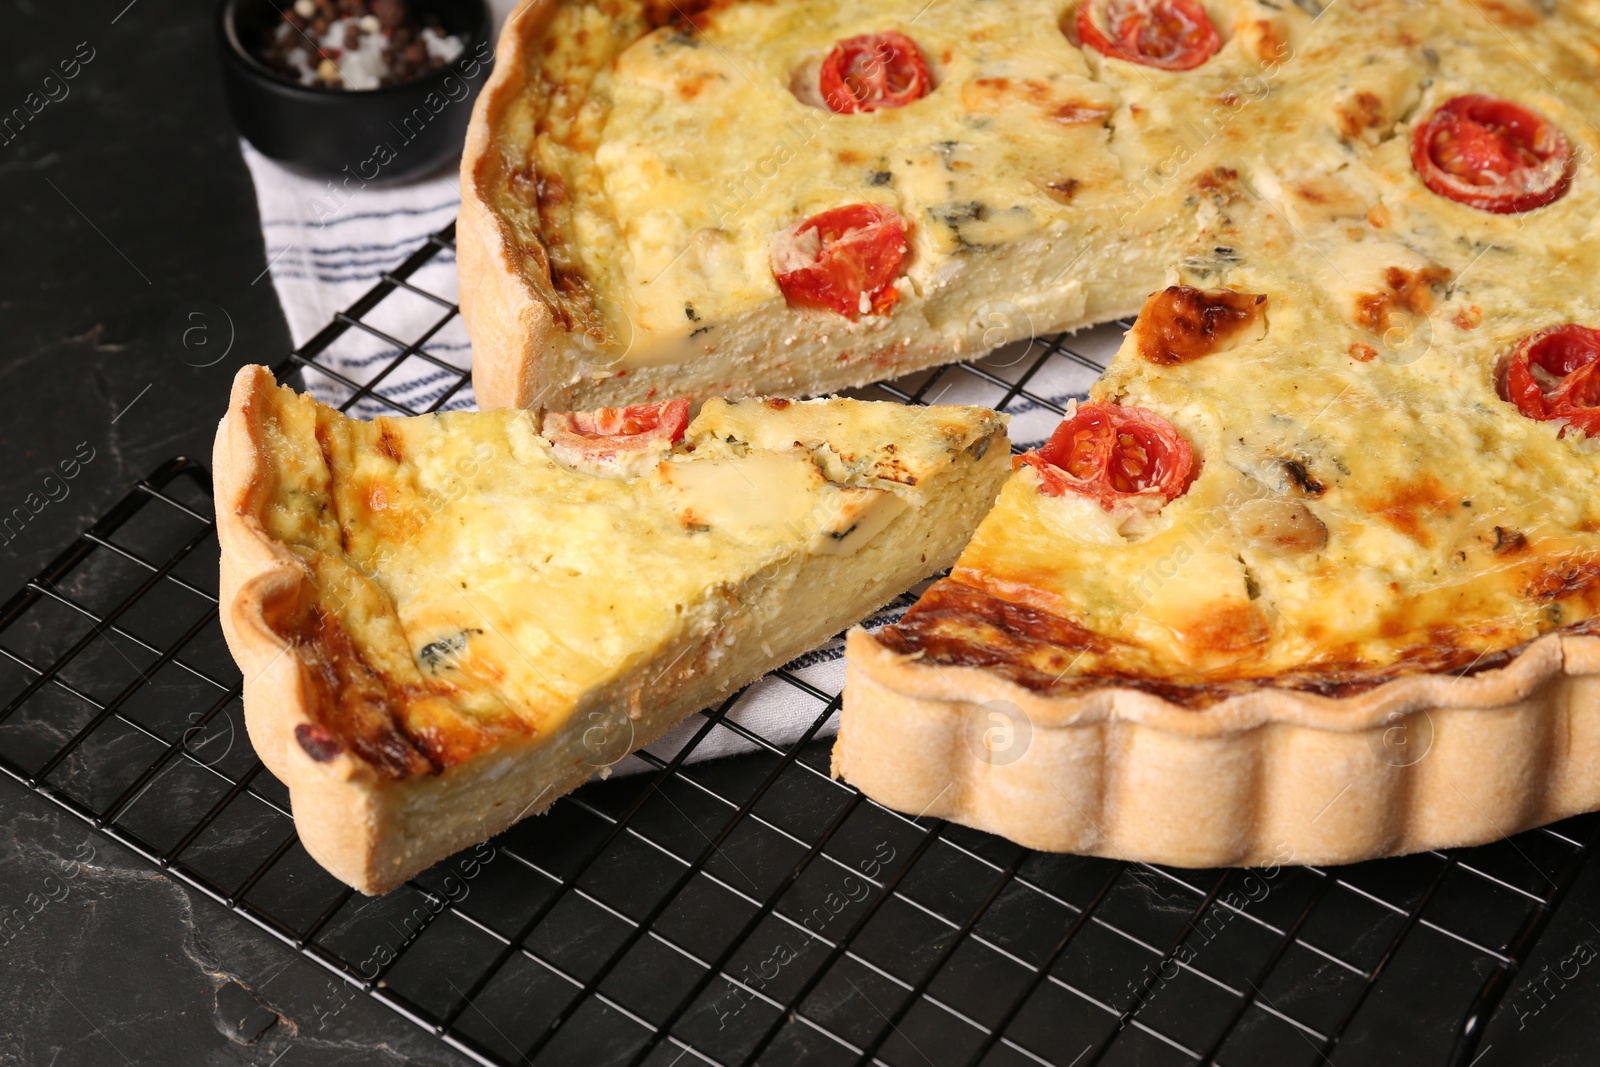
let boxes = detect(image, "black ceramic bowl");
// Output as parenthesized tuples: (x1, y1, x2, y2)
(217, 0, 493, 182)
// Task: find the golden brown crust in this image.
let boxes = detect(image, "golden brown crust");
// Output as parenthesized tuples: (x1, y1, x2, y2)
(458, 0, 564, 412)
(456, 0, 1600, 866)
(837, 626, 1600, 867)
(881, 578, 1591, 709)
(216, 367, 396, 890)
(216, 369, 588, 893)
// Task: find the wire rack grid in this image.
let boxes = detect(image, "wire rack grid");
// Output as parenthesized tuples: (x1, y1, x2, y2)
(0, 221, 1594, 1067)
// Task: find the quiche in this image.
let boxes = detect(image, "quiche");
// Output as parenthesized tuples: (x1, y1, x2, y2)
(834, 0, 1600, 863)
(214, 366, 1007, 893)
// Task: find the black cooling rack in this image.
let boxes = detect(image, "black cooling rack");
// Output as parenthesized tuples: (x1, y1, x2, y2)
(1, 221, 1595, 1067)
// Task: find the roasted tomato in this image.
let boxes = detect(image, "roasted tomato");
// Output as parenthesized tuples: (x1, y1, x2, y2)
(819, 31, 932, 113)
(1020, 402, 1196, 508)
(1410, 95, 1574, 214)
(771, 203, 910, 319)
(1503, 325, 1600, 437)
(542, 398, 691, 464)
(1075, 0, 1221, 71)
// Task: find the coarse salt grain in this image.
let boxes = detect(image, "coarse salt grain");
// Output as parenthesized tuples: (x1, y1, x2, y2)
(272, 17, 462, 90)
(422, 27, 465, 64)
(327, 20, 390, 90)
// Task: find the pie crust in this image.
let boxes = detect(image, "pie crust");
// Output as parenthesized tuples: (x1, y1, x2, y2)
(457, 0, 563, 413)
(837, 628, 1600, 866)
(215, 368, 589, 894)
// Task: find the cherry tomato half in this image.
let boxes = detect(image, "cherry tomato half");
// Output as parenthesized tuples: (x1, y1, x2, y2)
(1075, 0, 1221, 72)
(819, 31, 932, 113)
(1410, 95, 1574, 214)
(1020, 403, 1196, 508)
(770, 203, 910, 319)
(543, 398, 691, 463)
(1504, 325, 1600, 437)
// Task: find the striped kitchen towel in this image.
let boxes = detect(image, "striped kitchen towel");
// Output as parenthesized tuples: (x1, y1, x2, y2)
(241, 139, 475, 417)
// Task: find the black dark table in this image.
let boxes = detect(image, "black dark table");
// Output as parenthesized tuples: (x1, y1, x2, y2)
(3, 3, 1600, 1067)
(0, 1, 470, 1062)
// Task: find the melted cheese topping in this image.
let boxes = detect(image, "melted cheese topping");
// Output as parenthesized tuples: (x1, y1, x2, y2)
(859, 0, 1600, 692)
(591, 1, 1122, 355)
(499, 0, 1600, 381)
(251, 383, 1002, 772)
(499, 0, 1156, 372)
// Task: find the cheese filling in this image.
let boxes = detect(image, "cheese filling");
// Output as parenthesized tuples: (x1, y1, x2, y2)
(250, 385, 1005, 769)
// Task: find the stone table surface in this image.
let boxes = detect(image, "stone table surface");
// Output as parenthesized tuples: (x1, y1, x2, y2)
(0, 0, 472, 1063)
(1, 1, 1599, 1066)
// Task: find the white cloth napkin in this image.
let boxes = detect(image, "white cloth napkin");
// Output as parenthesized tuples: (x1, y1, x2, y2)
(241, 141, 477, 417)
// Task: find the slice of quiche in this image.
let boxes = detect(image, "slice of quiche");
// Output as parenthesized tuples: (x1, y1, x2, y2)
(215, 366, 1007, 893)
